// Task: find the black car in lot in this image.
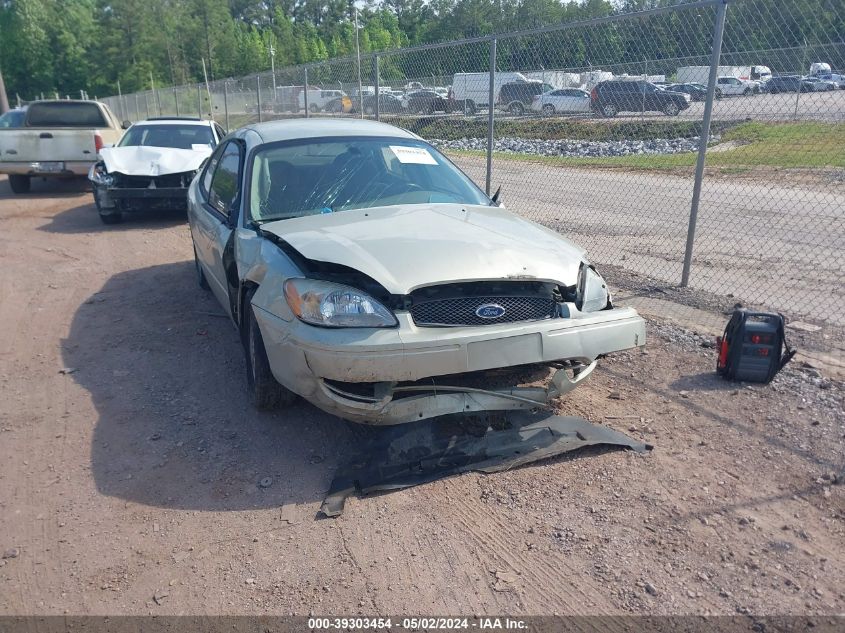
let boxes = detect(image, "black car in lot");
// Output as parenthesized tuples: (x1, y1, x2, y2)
(498, 81, 553, 115)
(667, 83, 711, 101)
(590, 80, 691, 117)
(403, 90, 449, 114)
(361, 93, 404, 115)
(765, 75, 813, 94)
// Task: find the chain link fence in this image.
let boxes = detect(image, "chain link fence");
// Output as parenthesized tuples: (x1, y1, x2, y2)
(100, 0, 844, 372)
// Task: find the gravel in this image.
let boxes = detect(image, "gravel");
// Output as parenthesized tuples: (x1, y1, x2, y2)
(431, 136, 718, 158)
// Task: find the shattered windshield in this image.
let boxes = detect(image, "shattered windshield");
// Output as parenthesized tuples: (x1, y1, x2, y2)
(249, 137, 492, 223)
(118, 124, 214, 149)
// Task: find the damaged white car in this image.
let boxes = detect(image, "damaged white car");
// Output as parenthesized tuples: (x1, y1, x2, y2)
(188, 119, 645, 425)
(89, 117, 226, 224)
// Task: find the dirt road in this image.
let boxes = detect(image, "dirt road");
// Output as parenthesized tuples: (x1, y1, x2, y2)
(0, 175, 843, 617)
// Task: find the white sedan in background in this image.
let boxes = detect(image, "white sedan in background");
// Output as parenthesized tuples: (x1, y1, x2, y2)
(531, 88, 591, 115)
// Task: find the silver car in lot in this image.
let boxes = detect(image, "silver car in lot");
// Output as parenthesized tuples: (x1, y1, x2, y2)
(188, 119, 645, 425)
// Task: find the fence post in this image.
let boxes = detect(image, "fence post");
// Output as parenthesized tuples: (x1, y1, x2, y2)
(257, 76, 263, 123)
(196, 84, 202, 118)
(485, 38, 497, 196)
(223, 81, 230, 131)
(144, 92, 150, 118)
(374, 55, 380, 121)
(304, 67, 309, 118)
(680, 0, 727, 287)
(174, 87, 179, 116)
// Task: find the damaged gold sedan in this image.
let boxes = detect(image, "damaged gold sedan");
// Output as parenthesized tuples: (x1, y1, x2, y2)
(187, 119, 645, 425)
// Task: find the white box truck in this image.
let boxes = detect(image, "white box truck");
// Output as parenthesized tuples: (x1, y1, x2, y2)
(449, 72, 529, 113)
(676, 65, 771, 84)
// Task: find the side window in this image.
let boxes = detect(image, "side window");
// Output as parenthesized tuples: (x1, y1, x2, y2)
(207, 142, 242, 218)
(200, 145, 225, 196)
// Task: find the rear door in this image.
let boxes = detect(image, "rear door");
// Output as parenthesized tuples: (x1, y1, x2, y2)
(192, 140, 243, 315)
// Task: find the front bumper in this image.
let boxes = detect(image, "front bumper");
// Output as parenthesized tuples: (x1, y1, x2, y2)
(255, 306, 645, 424)
(107, 187, 189, 199)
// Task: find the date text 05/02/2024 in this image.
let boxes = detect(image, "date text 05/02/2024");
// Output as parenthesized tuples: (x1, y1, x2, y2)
(307, 617, 528, 630)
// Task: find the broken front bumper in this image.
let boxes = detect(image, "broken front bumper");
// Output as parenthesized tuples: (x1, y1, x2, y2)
(254, 306, 645, 425)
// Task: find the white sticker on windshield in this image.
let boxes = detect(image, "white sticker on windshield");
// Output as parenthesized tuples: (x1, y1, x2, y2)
(390, 145, 438, 165)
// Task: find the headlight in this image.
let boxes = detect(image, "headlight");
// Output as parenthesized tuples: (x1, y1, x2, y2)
(577, 264, 610, 313)
(283, 278, 397, 328)
(89, 163, 113, 186)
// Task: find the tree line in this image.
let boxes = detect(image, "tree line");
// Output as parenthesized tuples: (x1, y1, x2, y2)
(0, 0, 841, 101)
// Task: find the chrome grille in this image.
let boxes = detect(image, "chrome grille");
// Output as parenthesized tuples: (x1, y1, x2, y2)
(410, 296, 556, 327)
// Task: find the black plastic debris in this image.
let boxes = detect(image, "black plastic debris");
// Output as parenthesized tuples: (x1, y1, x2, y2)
(320, 410, 652, 517)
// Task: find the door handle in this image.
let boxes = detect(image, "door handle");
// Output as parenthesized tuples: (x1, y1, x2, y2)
(39, 132, 53, 139)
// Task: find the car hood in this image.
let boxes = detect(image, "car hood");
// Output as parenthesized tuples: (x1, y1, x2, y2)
(260, 204, 586, 294)
(100, 145, 212, 177)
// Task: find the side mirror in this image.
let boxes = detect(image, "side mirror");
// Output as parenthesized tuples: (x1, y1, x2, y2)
(121, 120, 131, 129)
(491, 185, 502, 205)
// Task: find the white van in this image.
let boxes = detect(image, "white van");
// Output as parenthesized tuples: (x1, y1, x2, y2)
(298, 89, 346, 112)
(449, 72, 529, 113)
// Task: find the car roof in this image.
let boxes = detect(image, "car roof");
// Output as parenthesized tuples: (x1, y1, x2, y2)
(134, 118, 214, 126)
(243, 118, 420, 143)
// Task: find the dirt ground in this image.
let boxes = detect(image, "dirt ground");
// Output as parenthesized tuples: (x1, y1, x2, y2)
(0, 175, 843, 617)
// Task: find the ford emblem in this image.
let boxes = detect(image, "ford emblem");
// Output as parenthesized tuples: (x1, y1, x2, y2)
(475, 303, 506, 319)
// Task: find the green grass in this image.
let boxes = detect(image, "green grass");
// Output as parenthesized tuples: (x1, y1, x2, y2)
(444, 122, 845, 171)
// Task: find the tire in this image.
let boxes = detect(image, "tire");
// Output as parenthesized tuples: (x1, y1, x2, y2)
(8, 175, 30, 194)
(663, 101, 680, 116)
(93, 186, 123, 224)
(309, 103, 319, 113)
(364, 106, 374, 115)
(194, 246, 210, 291)
(508, 102, 525, 116)
(464, 100, 476, 115)
(542, 104, 556, 115)
(715, 88, 723, 98)
(244, 289, 297, 410)
(743, 87, 751, 96)
(600, 103, 617, 118)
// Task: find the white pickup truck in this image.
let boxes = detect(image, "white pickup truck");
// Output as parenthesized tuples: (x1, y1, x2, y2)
(0, 100, 125, 193)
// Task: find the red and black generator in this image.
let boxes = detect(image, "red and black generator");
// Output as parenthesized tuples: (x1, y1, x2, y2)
(716, 310, 795, 383)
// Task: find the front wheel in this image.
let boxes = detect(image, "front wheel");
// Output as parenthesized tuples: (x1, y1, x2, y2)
(542, 103, 556, 115)
(663, 102, 680, 116)
(93, 186, 123, 224)
(508, 102, 525, 116)
(364, 105, 374, 115)
(464, 100, 477, 115)
(244, 289, 297, 410)
(743, 87, 751, 96)
(8, 175, 30, 194)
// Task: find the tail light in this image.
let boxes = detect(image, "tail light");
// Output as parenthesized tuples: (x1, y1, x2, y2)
(590, 88, 598, 101)
(94, 132, 104, 153)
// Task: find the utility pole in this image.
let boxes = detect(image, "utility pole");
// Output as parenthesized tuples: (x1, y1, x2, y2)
(269, 44, 277, 103)
(0, 65, 9, 113)
(355, 7, 364, 119)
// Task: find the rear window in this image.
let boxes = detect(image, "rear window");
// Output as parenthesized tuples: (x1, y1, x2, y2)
(26, 102, 107, 127)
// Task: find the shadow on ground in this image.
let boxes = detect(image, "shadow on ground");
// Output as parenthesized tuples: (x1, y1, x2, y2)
(0, 174, 91, 200)
(39, 201, 188, 234)
(63, 260, 348, 511)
